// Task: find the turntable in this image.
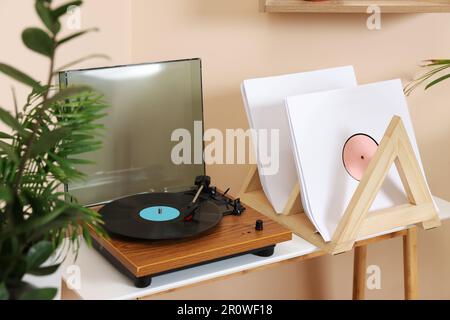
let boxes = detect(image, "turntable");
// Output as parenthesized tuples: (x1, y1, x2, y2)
(60, 59, 292, 288)
(89, 176, 291, 288)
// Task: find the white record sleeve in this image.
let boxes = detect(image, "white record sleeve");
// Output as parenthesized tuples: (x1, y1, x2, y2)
(241, 66, 357, 214)
(285, 79, 433, 241)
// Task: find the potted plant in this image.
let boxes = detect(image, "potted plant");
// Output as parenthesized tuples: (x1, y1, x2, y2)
(0, 0, 107, 300)
(405, 59, 450, 95)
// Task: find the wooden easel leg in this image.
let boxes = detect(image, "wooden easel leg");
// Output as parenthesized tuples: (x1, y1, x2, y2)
(352, 245, 367, 300)
(403, 227, 419, 300)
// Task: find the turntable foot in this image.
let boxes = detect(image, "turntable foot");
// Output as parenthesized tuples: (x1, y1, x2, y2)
(135, 276, 152, 288)
(252, 245, 275, 257)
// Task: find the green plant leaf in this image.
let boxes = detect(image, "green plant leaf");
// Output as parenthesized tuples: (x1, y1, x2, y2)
(55, 54, 110, 73)
(0, 282, 9, 300)
(52, 1, 82, 18)
(423, 59, 450, 66)
(30, 127, 71, 157)
(0, 185, 12, 202)
(12, 204, 69, 234)
(57, 28, 98, 46)
(44, 85, 91, 108)
(0, 140, 18, 163)
(44, 160, 68, 181)
(0, 132, 13, 139)
(0, 63, 42, 90)
(82, 224, 92, 247)
(28, 264, 60, 276)
(22, 28, 54, 57)
(0, 107, 28, 136)
(6, 259, 28, 284)
(21, 188, 48, 217)
(66, 158, 95, 165)
(36, 0, 60, 35)
(26, 240, 54, 270)
(425, 73, 450, 90)
(19, 287, 57, 300)
(0, 107, 20, 130)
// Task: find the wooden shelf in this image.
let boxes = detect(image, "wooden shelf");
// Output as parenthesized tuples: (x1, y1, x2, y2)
(260, 0, 450, 13)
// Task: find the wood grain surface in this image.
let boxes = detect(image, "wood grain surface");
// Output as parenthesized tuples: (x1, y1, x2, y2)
(90, 205, 292, 277)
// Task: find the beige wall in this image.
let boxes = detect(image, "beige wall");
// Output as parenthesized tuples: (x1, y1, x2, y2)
(1, 0, 450, 299)
(0, 0, 132, 114)
(131, 0, 450, 202)
(131, 0, 450, 300)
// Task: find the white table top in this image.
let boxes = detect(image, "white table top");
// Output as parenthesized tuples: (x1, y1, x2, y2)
(60, 196, 450, 300)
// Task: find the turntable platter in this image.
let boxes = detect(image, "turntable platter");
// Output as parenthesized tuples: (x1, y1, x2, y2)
(99, 192, 223, 240)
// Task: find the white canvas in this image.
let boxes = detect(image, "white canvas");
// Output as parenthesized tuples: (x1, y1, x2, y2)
(241, 66, 357, 213)
(285, 79, 432, 241)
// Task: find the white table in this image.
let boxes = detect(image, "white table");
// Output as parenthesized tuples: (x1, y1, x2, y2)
(59, 196, 450, 300)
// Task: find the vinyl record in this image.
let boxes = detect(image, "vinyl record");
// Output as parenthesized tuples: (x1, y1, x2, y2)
(99, 192, 223, 240)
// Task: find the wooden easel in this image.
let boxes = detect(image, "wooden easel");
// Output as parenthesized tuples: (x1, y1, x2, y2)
(239, 116, 441, 297)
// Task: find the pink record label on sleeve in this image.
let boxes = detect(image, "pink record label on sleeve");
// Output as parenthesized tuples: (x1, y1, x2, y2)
(342, 134, 379, 181)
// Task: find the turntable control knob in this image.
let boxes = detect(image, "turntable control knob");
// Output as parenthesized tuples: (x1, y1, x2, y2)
(255, 220, 263, 231)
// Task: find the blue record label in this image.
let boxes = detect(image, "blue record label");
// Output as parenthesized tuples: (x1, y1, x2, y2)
(139, 206, 181, 222)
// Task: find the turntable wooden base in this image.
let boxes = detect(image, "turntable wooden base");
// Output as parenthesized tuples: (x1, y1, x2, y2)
(89, 205, 292, 287)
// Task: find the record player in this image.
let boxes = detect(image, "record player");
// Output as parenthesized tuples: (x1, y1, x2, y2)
(89, 175, 291, 288)
(60, 59, 292, 288)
